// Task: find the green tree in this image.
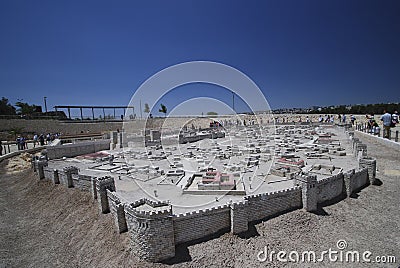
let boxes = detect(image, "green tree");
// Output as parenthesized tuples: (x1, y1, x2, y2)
(9, 127, 24, 140)
(159, 103, 167, 117)
(15, 101, 41, 115)
(206, 111, 218, 116)
(0, 97, 16, 115)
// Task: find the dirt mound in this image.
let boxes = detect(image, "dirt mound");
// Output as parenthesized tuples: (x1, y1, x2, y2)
(0, 169, 154, 268)
(2, 153, 33, 174)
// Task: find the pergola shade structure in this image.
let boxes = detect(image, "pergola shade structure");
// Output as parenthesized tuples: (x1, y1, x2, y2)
(54, 106, 135, 120)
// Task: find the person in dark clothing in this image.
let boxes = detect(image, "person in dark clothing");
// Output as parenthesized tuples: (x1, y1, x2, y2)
(16, 136, 22, 150)
(39, 134, 45, 146)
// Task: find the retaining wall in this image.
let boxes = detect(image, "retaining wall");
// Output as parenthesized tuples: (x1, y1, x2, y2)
(0, 119, 122, 135)
(46, 140, 110, 159)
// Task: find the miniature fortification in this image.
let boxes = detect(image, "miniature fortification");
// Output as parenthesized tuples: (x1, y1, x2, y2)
(33, 116, 376, 262)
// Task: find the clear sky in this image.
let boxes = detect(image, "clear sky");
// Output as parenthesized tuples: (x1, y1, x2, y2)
(1, 0, 399, 116)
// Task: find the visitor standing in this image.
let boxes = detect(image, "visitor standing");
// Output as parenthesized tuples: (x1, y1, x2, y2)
(392, 111, 399, 127)
(46, 133, 51, 144)
(16, 136, 22, 150)
(380, 110, 392, 139)
(39, 134, 45, 146)
(33, 134, 38, 147)
(350, 115, 356, 126)
(367, 114, 376, 133)
(21, 136, 26, 150)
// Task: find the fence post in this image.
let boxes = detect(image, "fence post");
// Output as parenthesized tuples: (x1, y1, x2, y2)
(396, 131, 399, 142)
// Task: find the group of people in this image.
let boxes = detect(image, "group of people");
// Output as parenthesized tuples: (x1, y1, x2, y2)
(365, 110, 399, 138)
(0, 132, 62, 156)
(317, 115, 336, 123)
(32, 133, 61, 147)
(16, 136, 28, 150)
(15, 132, 61, 151)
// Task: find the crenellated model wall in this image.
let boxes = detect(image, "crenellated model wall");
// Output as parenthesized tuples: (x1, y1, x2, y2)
(173, 205, 231, 244)
(106, 190, 128, 234)
(124, 200, 175, 262)
(316, 173, 345, 203)
(244, 188, 302, 222)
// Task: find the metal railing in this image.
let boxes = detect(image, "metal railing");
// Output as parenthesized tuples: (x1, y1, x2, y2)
(0, 140, 37, 155)
(0, 133, 107, 156)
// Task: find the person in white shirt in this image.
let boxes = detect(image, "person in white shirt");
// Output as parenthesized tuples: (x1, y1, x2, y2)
(392, 111, 399, 126)
(380, 110, 392, 139)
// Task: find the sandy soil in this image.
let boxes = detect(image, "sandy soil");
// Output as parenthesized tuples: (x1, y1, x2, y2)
(0, 133, 399, 268)
(2, 153, 32, 174)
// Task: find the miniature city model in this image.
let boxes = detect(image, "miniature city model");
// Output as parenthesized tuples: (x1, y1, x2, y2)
(34, 115, 376, 262)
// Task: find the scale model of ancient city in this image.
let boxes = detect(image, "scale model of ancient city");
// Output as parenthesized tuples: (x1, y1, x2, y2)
(33, 115, 376, 262)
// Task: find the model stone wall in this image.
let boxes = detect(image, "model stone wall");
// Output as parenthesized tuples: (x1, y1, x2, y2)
(351, 168, 369, 190)
(94, 176, 116, 214)
(344, 168, 369, 196)
(124, 204, 175, 262)
(36, 161, 374, 262)
(359, 157, 377, 185)
(43, 167, 55, 182)
(173, 205, 231, 244)
(230, 201, 249, 234)
(42, 165, 93, 190)
(72, 174, 93, 191)
(244, 188, 302, 222)
(316, 173, 345, 203)
(106, 189, 128, 234)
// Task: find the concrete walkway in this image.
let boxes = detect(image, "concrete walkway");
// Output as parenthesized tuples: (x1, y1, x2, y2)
(355, 130, 400, 150)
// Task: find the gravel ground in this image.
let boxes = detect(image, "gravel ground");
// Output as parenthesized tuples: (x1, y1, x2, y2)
(0, 133, 399, 268)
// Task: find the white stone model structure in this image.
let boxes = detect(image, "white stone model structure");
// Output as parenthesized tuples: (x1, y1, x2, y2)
(33, 118, 376, 262)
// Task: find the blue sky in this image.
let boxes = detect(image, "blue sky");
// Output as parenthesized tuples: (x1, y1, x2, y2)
(0, 0, 399, 116)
